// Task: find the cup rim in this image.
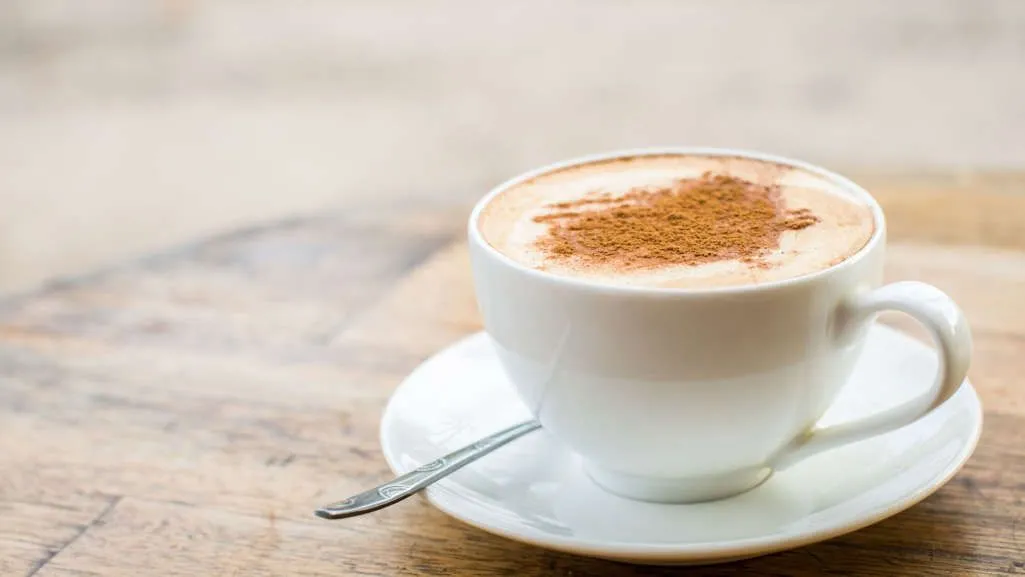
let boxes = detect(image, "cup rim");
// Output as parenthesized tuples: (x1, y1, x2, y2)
(468, 147, 886, 296)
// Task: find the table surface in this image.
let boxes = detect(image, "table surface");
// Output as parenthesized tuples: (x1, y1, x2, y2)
(2, 173, 1025, 576)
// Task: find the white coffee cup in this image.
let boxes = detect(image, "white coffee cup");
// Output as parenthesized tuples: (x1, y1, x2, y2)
(467, 148, 971, 503)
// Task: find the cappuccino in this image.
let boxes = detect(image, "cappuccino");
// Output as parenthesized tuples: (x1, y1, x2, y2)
(478, 154, 875, 289)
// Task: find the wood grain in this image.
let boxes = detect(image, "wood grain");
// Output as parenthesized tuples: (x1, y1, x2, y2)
(2, 175, 1025, 575)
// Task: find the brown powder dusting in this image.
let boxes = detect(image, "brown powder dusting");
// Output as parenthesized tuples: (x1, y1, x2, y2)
(533, 172, 820, 270)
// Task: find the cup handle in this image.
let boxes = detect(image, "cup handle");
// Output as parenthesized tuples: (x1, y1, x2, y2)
(770, 281, 972, 470)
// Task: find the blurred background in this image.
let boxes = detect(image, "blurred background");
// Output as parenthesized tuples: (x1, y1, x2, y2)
(1, 0, 1023, 294)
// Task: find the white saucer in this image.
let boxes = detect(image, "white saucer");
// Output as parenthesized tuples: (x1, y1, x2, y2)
(380, 324, 982, 565)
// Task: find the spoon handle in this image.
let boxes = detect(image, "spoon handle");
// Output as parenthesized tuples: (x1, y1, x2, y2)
(315, 420, 542, 519)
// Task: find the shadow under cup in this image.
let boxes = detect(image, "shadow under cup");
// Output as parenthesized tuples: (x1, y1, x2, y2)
(466, 148, 939, 504)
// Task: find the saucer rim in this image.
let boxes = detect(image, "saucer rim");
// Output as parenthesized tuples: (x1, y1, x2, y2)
(379, 326, 983, 563)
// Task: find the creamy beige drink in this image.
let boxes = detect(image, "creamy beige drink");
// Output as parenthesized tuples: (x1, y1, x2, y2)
(478, 154, 875, 289)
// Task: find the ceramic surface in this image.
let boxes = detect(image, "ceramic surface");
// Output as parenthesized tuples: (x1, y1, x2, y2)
(467, 148, 971, 501)
(380, 325, 982, 565)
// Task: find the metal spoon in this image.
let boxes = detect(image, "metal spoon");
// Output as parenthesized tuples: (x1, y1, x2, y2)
(315, 420, 542, 519)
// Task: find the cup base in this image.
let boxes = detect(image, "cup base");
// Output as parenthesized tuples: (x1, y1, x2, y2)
(584, 463, 773, 503)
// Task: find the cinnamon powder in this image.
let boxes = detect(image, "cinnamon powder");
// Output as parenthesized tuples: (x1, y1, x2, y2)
(533, 172, 819, 269)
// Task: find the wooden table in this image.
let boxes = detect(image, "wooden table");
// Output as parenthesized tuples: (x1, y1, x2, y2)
(2, 173, 1025, 576)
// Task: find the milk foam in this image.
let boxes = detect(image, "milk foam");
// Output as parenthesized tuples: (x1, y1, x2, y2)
(478, 155, 876, 289)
